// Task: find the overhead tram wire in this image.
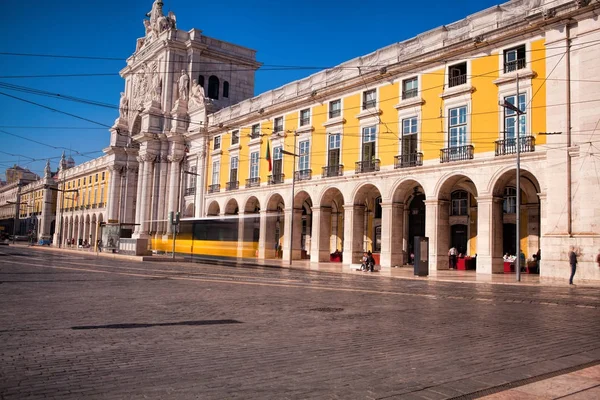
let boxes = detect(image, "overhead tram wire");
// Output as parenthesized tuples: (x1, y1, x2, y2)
(2, 38, 600, 80)
(0, 129, 103, 160)
(1, 35, 599, 70)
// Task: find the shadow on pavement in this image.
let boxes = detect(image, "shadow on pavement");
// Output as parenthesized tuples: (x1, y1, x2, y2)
(71, 319, 243, 330)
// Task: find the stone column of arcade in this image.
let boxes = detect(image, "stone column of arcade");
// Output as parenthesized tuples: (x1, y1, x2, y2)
(424, 199, 449, 273)
(379, 202, 404, 268)
(476, 195, 504, 274)
(133, 157, 146, 236)
(259, 210, 278, 259)
(342, 204, 365, 265)
(134, 153, 156, 237)
(310, 206, 332, 262)
(106, 165, 123, 223)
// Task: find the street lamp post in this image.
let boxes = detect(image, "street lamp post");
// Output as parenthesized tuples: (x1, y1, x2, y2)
(281, 131, 299, 266)
(499, 73, 523, 282)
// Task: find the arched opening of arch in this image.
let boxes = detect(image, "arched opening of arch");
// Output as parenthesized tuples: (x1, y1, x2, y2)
(317, 187, 345, 262)
(387, 180, 426, 267)
(346, 184, 382, 264)
(240, 197, 260, 258)
(289, 191, 313, 261)
(436, 175, 478, 271)
(184, 203, 195, 218)
(263, 193, 285, 259)
(489, 170, 541, 274)
(224, 199, 239, 216)
(207, 201, 220, 217)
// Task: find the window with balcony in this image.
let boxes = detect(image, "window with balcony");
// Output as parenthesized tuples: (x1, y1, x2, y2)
(211, 161, 220, 185)
(273, 117, 283, 133)
(362, 126, 376, 161)
(250, 151, 259, 179)
(329, 99, 341, 119)
(402, 77, 418, 100)
(449, 106, 467, 148)
(448, 62, 467, 88)
(298, 141, 310, 173)
(213, 135, 221, 150)
(504, 94, 526, 139)
(504, 45, 526, 73)
(402, 117, 418, 156)
(299, 109, 310, 126)
(451, 190, 468, 216)
(328, 133, 340, 167)
(503, 187, 517, 214)
(185, 166, 197, 196)
(229, 156, 239, 185)
(363, 89, 376, 110)
(271, 146, 284, 184)
(251, 124, 260, 139)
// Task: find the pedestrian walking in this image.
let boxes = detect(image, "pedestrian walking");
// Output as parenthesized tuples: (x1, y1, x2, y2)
(448, 246, 457, 269)
(569, 246, 578, 285)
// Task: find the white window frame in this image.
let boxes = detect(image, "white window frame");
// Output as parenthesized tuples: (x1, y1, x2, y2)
(273, 116, 284, 133)
(362, 89, 377, 110)
(249, 151, 259, 179)
(499, 42, 530, 76)
(402, 77, 419, 100)
(361, 125, 377, 161)
(211, 160, 220, 185)
(448, 106, 468, 148)
(229, 156, 239, 183)
(213, 135, 221, 150)
(401, 116, 418, 155)
(329, 99, 342, 119)
(298, 140, 310, 172)
(299, 108, 311, 127)
(503, 93, 527, 139)
(231, 130, 240, 146)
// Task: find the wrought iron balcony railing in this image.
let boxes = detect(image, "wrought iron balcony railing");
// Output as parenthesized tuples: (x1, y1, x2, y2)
(355, 159, 380, 174)
(495, 136, 535, 156)
(245, 177, 260, 188)
(295, 169, 312, 181)
(268, 174, 285, 185)
(448, 74, 467, 88)
(208, 184, 220, 194)
(322, 164, 343, 178)
(440, 145, 474, 163)
(394, 152, 423, 169)
(226, 181, 239, 191)
(504, 58, 527, 73)
(185, 187, 196, 196)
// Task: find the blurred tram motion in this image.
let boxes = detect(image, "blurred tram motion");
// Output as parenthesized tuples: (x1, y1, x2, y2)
(151, 216, 260, 259)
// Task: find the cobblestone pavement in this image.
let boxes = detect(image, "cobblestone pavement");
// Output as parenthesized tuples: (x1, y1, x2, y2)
(1, 246, 599, 399)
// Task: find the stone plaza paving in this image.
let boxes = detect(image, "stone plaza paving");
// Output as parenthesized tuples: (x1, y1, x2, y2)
(1, 246, 599, 399)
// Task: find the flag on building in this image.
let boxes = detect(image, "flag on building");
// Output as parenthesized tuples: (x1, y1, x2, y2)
(266, 141, 272, 172)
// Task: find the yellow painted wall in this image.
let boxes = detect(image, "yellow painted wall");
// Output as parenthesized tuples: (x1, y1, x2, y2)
(378, 82, 400, 166)
(421, 68, 445, 160)
(310, 104, 327, 174)
(530, 39, 546, 145)
(284, 113, 298, 178)
(471, 54, 499, 153)
(342, 93, 360, 167)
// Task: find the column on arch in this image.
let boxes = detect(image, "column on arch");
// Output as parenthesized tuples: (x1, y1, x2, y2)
(137, 153, 156, 236)
(166, 154, 183, 235)
(342, 204, 365, 265)
(133, 157, 146, 236)
(259, 210, 279, 259)
(476, 195, 504, 274)
(310, 206, 332, 263)
(379, 202, 404, 268)
(425, 199, 449, 272)
(106, 165, 123, 222)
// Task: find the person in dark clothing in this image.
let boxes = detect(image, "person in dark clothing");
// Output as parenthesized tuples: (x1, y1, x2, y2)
(569, 246, 578, 285)
(367, 251, 375, 272)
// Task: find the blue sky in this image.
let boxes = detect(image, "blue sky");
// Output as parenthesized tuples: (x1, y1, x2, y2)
(1, 0, 501, 177)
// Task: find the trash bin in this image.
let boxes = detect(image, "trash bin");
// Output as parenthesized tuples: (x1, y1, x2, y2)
(414, 236, 429, 276)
